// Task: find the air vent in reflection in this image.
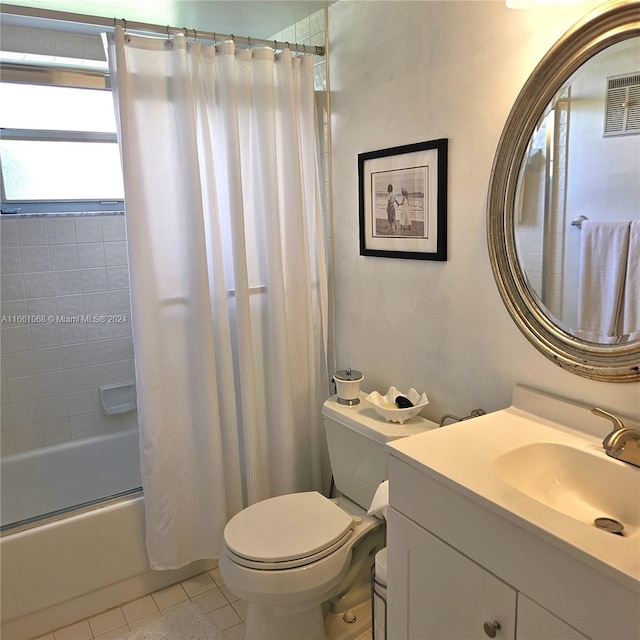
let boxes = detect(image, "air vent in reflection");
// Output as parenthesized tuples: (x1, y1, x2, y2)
(604, 72, 640, 137)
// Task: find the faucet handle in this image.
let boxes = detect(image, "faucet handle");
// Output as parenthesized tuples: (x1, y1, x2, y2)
(592, 408, 631, 451)
(591, 407, 625, 432)
(593, 409, 640, 469)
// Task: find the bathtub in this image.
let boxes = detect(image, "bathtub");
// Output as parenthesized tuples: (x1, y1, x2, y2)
(1, 429, 143, 528)
(1, 430, 214, 640)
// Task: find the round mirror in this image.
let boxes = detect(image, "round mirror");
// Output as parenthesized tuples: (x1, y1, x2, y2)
(488, 0, 640, 382)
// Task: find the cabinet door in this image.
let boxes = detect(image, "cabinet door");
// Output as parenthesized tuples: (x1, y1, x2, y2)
(517, 595, 589, 640)
(387, 509, 516, 640)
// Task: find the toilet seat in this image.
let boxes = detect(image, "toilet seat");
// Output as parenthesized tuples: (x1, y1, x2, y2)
(224, 529, 353, 570)
(223, 492, 356, 570)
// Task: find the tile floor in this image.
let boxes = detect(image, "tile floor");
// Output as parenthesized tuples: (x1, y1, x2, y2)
(32, 567, 245, 640)
(32, 567, 375, 640)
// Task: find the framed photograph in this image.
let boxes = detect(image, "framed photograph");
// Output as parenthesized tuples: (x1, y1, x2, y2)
(358, 139, 448, 260)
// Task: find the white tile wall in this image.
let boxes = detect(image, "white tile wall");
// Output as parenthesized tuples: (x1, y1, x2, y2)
(0, 214, 137, 456)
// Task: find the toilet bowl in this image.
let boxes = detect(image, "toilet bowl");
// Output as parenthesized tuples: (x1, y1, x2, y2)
(219, 393, 434, 640)
(219, 493, 384, 639)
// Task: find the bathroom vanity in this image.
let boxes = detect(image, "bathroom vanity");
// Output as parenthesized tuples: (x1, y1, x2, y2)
(386, 386, 640, 640)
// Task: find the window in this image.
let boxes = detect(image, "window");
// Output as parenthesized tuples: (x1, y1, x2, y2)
(0, 64, 124, 213)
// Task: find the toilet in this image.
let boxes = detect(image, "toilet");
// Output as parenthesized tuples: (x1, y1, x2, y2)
(219, 393, 433, 640)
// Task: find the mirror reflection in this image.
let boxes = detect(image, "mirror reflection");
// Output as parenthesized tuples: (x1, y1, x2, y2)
(514, 36, 640, 345)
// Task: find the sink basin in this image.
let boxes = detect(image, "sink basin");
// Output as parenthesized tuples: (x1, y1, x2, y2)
(492, 441, 640, 533)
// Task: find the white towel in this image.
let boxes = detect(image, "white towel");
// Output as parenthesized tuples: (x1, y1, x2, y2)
(622, 220, 640, 337)
(578, 220, 630, 339)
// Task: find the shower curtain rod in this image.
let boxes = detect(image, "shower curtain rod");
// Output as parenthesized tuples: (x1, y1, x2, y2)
(0, 3, 326, 57)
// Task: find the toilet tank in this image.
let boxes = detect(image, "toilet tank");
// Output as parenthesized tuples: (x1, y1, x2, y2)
(322, 393, 437, 510)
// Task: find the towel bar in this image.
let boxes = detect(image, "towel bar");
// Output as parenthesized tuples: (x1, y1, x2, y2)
(571, 215, 588, 228)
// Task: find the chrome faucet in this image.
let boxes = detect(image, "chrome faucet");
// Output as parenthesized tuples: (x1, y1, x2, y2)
(592, 408, 640, 469)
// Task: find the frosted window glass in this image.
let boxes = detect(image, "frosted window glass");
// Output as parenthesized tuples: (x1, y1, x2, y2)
(1, 140, 124, 201)
(0, 83, 117, 132)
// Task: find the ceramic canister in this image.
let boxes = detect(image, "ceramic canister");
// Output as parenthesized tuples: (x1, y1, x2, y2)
(334, 368, 364, 405)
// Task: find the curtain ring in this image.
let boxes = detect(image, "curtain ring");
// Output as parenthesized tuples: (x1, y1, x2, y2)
(247, 36, 251, 49)
(121, 18, 127, 33)
(285, 41, 290, 49)
(165, 24, 174, 49)
(192, 28, 197, 42)
(183, 27, 188, 38)
(212, 31, 217, 44)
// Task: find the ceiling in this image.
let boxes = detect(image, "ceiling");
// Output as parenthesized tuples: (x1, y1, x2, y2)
(0, 1, 333, 39)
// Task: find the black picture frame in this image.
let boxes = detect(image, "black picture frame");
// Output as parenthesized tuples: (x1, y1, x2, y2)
(358, 139, 448, 260)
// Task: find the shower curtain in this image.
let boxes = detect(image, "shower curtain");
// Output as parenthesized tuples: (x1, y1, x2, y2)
(108, 28, 330, 570)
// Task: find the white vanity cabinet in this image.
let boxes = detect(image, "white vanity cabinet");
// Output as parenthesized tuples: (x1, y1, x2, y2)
(386, 446, 638, 640)
(517, 595, 589, 640)
(388, 509, 517, 639)
(387, 508, 588, 640)
(385, 388, 640, 640)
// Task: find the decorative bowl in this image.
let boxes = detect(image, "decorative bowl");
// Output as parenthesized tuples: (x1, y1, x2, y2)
(365, 386, 429, 424)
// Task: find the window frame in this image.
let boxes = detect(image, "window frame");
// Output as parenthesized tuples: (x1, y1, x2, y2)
(0, 63, 124, 214)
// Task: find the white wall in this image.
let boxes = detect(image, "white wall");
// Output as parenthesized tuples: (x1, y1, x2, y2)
(328, 0, 639, 422)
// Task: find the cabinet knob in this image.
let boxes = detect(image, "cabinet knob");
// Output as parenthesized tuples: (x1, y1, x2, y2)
(483, 620, 501, 638)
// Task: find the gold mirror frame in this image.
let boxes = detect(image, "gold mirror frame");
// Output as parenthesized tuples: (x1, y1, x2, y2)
(487, 0, 640, 382)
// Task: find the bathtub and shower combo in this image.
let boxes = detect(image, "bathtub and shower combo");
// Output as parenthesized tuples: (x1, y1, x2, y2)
(0, 215, 212, 639)
(1, 408, 213, 639)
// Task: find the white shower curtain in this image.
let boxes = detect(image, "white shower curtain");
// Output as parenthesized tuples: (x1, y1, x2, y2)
(108, 28, 329, 570)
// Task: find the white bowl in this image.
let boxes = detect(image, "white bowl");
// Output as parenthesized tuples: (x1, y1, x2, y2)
(365, 386, 429, 424)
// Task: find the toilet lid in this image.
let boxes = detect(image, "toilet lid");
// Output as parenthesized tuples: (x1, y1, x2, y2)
(224, 492, 355, 563)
